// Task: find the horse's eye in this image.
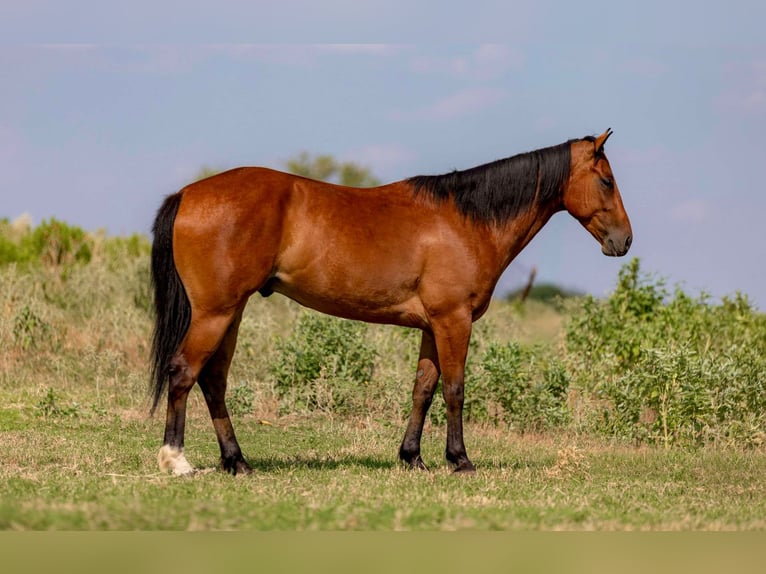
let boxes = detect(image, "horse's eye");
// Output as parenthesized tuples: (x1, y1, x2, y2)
(600, 177, 614, 190)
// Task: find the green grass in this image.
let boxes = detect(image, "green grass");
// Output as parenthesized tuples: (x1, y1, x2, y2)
(1, 405, 764, 530)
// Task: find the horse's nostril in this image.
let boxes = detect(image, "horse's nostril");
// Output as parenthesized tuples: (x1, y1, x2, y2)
(625, 235, 633, 250)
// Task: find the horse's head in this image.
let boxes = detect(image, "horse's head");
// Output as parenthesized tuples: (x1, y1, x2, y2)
(564, 129, 632, 257)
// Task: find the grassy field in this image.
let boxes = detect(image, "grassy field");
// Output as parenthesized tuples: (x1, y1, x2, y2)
(2, 408, 766, 530)
(1, 220, 765, 530)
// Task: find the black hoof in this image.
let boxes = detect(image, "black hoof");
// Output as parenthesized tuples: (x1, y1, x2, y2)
(447, 453, 476, 473)
(453, 460, 476, 474)
(404, 455, 430, 471)
(221, 455, 253, 475)
(399, 447, 430, 471)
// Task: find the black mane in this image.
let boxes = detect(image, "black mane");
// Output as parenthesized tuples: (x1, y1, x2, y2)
(408, 139, 584, 223)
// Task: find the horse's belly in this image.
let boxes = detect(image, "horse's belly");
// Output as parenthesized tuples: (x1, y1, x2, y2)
(270, 274, 428, 329)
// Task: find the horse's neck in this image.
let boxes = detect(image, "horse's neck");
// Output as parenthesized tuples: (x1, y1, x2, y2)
(493, 201, 562, 273)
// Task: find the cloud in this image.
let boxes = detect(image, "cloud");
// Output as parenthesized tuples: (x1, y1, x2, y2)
(391, 87, 507, 121)
(670, 200, 711, 224)
(341, 143, 417, 176)
(203, 43, 402, 67)
(315, 44, 403, 56)
(410, 44, 522, 80)
(535, 116, 558, 132)
(618, 145, 668, 167)
(716, 58, 766, 115)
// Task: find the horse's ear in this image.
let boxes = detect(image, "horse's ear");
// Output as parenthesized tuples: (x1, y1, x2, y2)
(594, 128, 613, 156)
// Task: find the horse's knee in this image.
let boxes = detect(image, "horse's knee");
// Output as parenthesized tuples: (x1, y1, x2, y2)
(442, 380, 465, 406)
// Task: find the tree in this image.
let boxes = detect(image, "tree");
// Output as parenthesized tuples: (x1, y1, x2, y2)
(194, 166, 222, 182)
(194, 154, 381, 187)
(285, 152, 381, 187)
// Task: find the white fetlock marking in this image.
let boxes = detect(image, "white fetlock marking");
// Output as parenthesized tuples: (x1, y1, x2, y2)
(158, 445, 195, 476)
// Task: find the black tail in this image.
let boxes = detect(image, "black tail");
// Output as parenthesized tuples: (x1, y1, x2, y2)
(149, 192, 191, 415)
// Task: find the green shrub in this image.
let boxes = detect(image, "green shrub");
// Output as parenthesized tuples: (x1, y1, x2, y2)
(461, 341, 570, 432)
(565, 258, 766, 446)
(0, 218, 149, 269)
(36, 387, 83, 418)
(13, 304, 52, 350)
(29, 218, 93, 266)
(268, 310, 377, 414)
(0, 235, 21, 265)
(227, 381, 256, 416)
(0, 217, 33, 265)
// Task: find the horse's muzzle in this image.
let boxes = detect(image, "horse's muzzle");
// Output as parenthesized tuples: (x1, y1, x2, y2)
(602, 233, 632, 257)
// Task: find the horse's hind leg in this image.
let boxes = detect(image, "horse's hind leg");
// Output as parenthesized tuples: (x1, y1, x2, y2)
(158, 310, 238, 475)
(197, 307, 252, 475)
(399, 330, 440, 470)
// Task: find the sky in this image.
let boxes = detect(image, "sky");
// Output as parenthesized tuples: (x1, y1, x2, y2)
(1, 2, 765, 307)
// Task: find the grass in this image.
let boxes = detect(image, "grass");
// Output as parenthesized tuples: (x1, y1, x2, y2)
(1, 404, 765, 530)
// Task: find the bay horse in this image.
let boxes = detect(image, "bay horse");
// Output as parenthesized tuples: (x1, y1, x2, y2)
(150, 129, 632, 475)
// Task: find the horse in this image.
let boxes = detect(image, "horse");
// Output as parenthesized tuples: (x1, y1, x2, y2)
(150, 128, 632, 475)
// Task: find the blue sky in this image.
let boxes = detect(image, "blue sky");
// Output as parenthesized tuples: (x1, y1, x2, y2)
(1, 2, 765, 306)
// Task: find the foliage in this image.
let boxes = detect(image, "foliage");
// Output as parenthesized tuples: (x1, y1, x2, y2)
(268, 310, 378, 414)
(565, 258, 766, 446)
(285, 152, 382, 187)
(194, 155, 382, 187)
(461, 342, 570, 432)
(35, 387, 83, 418)
(194, 166, 224, 181)
(227, 381, 256, 417)
(2, 214, 766, 531)
(0, 216, 149, 269)
(13, 304, 52, 350)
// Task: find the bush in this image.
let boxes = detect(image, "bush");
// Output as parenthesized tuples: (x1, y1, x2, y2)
(13, 304, 52, 350)
(461, 341, 570, 432)
(0, 217, 149, 269)
(268, 310, 377, 414)
(565, 258, 766, 446)
(29, 219, 93, 266)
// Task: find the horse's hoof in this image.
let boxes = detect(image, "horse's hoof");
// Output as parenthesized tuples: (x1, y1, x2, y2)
(158, 445, 196, 476)
(452, 460, 476, 474)
(407, 455, 430, 472)
(399, 449, 430, 471)
(221, 456, 253, 476)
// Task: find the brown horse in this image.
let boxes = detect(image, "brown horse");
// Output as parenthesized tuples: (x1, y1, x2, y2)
(150, 129, 632, 475)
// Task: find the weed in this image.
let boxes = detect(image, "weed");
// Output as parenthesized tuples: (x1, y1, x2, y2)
(227, 381, 255, 416)
(565, 258, 766, 446)
(13, 304, 51, 350)
(463, 342, 570, 431)
(269, 310, 377, 414)
(35, 387, 83, 418)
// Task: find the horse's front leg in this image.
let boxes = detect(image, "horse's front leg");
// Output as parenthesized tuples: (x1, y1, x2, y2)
(433, 314, 475, 473)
